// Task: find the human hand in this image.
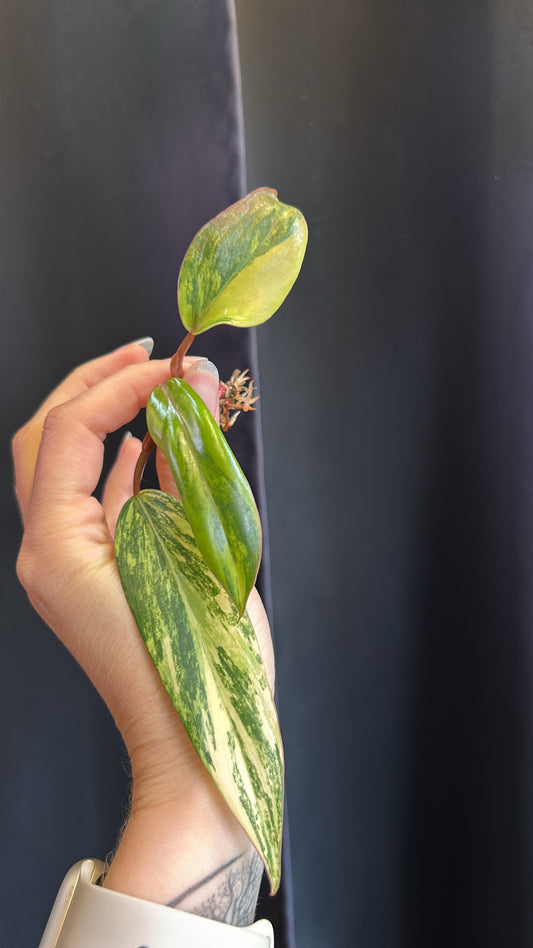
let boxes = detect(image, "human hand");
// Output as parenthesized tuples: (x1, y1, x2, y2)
(12, 340, 273, 911)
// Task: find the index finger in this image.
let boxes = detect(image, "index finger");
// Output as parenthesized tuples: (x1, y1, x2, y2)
(15, 356, 171, 522)
(12, 342, 156, 519)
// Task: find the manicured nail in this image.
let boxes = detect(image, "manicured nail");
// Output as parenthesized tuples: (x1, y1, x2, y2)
(184, 359, 220, 416)
(128, 336, 154, 356)
(120, 430, 133, 447)
(186, 358, 219, 379)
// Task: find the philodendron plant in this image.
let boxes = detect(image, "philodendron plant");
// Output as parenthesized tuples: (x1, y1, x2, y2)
(114, 188, 307, 893)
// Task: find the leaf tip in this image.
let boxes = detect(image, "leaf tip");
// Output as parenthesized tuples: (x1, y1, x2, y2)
(269, 875, 281, 898)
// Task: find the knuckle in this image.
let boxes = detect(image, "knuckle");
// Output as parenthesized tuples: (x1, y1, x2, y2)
(15, 543, 35, 592)
(11, 424, 29, 462)
(42, 402, 68, 433)
(16, 540, 54, 619)
(40, 402, 79, 449)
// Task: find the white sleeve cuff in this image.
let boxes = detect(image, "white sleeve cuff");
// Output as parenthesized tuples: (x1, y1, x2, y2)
(39, 859, 274, 948)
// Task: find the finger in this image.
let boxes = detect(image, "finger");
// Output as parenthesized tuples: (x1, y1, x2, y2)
(156, 359, 220, 497)
(25, 359, 172, 518)
(102, 432, 142, 537)
(12, 340, 156, 520)
(183, 358, 220, 423)
(26, 339, 154, 431)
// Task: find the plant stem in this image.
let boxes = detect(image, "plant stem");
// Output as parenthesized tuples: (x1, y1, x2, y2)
(170, 331, 196, 379)
(133, 332, 196, 494)
(133, 432, 155, 496)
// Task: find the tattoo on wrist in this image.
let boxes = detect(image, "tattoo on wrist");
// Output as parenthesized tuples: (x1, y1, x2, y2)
(167, 850, 264, 926)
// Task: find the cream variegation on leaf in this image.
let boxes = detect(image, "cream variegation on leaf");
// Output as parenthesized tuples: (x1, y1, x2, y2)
(115, 490, 284, 893)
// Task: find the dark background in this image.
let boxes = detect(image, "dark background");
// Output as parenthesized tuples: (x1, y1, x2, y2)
(3, 1, 533, 946)
(0, 1, 289, 944)
(236, 3, 533, 948)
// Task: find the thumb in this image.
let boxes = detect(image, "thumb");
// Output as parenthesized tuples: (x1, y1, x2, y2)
(183, 359, 220, 423)
(156, 359, 221, 497)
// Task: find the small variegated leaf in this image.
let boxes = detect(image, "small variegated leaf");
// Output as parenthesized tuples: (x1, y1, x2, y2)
(177, 188, 308, 334)
(146, 377, 261, 616)
(115, 490, 283, 892)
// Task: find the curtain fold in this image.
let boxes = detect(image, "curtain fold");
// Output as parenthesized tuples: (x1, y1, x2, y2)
(0, 2, 292, 944)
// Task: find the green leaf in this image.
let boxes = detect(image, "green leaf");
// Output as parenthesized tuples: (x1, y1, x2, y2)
(146, 377, 261, 617)
(177, 187, 307, 333)
(115, 490, 284, 892)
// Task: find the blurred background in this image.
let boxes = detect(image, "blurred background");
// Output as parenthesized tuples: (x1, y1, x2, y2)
(3, 1, 533, 946)
(236, 4, 533, 947)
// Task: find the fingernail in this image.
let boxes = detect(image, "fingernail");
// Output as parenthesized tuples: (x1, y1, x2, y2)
(185, 359, 220, 416)
(120, 430, 133, 447)
(128, 337, 154, 356)
(186, 358, 219, 379)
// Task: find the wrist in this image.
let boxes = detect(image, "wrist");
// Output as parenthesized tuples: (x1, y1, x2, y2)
(104, 774, 257, 913)
(107, 666, 256, 908)
(104, 783, 253, 901)
(115, 657, 218, 812)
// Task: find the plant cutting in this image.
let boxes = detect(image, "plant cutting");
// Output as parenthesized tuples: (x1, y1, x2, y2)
(114, 188, 307, 893)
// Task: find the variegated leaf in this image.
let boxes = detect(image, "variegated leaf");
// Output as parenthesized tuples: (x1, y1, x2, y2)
(177, 188, 308, 334)
(115, 489, 283, 892)
(146, 377, 261, 617)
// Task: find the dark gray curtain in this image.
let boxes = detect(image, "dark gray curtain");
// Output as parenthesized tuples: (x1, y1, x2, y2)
(236, 3, 533, 947)
(0, 2, 292, 945)
(6, 2, 533, 947)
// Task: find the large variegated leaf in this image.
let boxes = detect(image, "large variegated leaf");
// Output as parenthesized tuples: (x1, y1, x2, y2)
(146, 377, 261, 616)
(177, 188, 308, 333)
(115, 490, 283, 892)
